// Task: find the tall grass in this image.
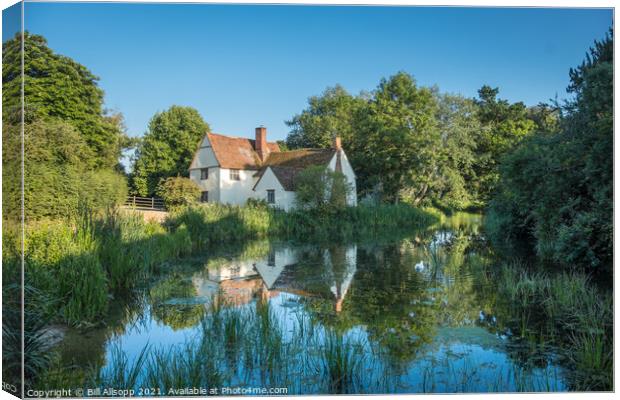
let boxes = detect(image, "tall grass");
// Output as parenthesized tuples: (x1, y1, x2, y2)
(497, 261, 612, 390)
(168, 203, 440, 247)
(20, 208, 193, 327)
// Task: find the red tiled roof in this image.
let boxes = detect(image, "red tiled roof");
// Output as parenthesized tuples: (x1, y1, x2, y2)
(269, 166, 305, 191)
(207, 132, 281, 170)
(253, 148, 337, 191)
(263, 148, 336, 168)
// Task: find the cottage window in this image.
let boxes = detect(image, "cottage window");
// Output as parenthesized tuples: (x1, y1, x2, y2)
(229, 169, 240, 181)
(267, 189, 275, 204)
(201, 191, 209, 203)
(200, 168, 209, 180)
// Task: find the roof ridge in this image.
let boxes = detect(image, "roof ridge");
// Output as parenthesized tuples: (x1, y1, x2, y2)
(208, 131, 280, 144)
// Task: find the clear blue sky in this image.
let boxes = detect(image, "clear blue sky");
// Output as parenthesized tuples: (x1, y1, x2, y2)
(4, 2, 613, 142)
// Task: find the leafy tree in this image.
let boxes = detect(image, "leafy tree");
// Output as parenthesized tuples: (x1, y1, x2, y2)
(432, 94, 480, 209)
(295, 165, 352, 211)
(355, 72, 440, 204)
(156, 177, 201, 209)
(487, 31, 613, 275)
(131, 106, 210, 196)
(2, 32, 127, 168)
(2, 119, 127, 221)
(286, 85, 366, 149)
(472, 86, 536, 202)
(286, 74, 480, 208)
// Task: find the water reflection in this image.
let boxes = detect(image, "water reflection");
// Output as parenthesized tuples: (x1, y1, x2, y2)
(55, 213, 568, 393)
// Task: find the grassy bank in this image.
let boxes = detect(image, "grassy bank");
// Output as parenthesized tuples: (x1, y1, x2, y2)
(496, 262, 613, 391)
(168, 203, 441, 248)
(4, 203, 438, 326)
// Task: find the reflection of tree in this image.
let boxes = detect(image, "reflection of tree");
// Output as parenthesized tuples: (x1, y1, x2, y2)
(149, 274, 204, 331)
(286, 245, 360, 333)
(347, 245, 438, 365)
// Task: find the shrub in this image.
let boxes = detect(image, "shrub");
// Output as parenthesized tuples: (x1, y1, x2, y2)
(295, 166, 353, 211)
(156, 177, 201, 209)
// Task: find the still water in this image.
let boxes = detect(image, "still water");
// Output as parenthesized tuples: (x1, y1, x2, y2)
(57, 213, 567, 394)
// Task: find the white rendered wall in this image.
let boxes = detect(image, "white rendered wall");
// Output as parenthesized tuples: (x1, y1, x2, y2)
(188, 136, 221, 203)
(218, 168, 259, 206)
(253, 168, 296, 211)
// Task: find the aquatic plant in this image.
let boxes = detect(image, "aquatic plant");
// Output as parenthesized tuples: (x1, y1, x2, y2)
(497, 261, 612, 390)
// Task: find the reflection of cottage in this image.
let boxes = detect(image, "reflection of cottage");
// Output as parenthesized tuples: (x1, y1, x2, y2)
(192, 245, 357, 312)
(253, 247, 299, 289)
(263, 245, 357, 313)
(192, 259, 262, 307)
(188, 127, 357, 210)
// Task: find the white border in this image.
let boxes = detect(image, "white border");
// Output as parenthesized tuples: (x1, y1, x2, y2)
(0, 1, 616, 400)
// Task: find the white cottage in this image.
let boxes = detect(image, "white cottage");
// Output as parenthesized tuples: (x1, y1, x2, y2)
(188, 127, 357, 210)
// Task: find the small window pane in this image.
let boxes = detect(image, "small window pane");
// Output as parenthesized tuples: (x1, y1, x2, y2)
(267, 189, 275, 204)
(200, 168, 209, 180)
(201, 191, 209, 203)
(230, 169, 240, 181)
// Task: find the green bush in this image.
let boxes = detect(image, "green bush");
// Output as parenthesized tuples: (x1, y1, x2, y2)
(156, 176, 201, 209)
(295, 165, 353, 211)
(3, 119, 127, 221)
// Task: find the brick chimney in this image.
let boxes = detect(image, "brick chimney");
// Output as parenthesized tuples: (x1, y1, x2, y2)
(255, 126, 269, 161)
(333, 135, 342, 151)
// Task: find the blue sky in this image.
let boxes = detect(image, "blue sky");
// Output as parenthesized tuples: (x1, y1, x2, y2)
(4, 2, 613, 142)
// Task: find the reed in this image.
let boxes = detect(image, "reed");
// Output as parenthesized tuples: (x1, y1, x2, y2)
(315, 330, 366, 394)
(168, 203, 439, 246)
(497, 261, 612, 390)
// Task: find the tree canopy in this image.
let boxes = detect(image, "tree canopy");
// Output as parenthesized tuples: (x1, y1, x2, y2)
(2, 32, 128, 220)
(486, 30, 613, 275)
(284, 72, 537, 208)
(2, 32, 127, 169)
(286, 85, 366, 149)
(131, 106, 210, 196)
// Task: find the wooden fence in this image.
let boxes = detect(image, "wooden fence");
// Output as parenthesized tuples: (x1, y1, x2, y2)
(124, 196, 166, 211)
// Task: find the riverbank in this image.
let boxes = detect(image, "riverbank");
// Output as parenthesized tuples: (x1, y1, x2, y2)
(3, 206, 613, 393)
(2, 202, 441, 388)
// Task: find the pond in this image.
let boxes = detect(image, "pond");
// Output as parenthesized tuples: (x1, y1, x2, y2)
(55, 213, 568, 394)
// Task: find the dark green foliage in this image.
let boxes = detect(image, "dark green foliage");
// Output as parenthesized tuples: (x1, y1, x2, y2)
(487, 31, 613, 275)
(285, 72, 540, 208)
(2, 33, 128, 222)
(2, 32, 127, 168)
(156, 177, 201, 209)
(432, 94, 481, 210)
(471, 86, 537, 202)
(131, 106, 210, 196)
(355, 72, 441, 204)
(2, 119, 127, 221)
(286, 85, 366, 149)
